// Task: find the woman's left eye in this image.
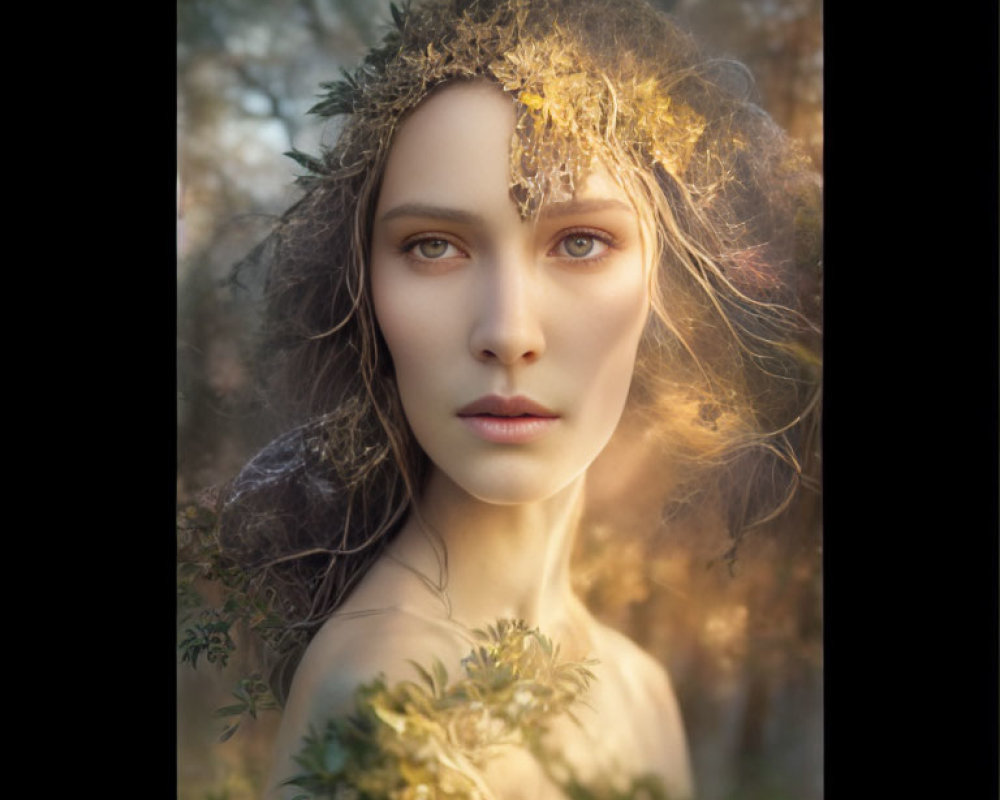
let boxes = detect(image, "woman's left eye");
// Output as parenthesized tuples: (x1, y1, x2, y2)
(553, 233, 609, 260)
(404, 238, 464, 260)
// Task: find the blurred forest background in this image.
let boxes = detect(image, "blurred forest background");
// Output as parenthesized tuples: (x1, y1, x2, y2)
(177, 0, 823, 798)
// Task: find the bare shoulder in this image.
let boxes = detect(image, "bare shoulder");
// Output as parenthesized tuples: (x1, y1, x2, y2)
(297, 604, 470, 699)
(590, 621, 677, 705)
(587, 621, 694, 799)
(266, 606, 472, 798)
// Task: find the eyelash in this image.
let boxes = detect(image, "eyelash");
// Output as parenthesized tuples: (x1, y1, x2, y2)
(548, 228, 615, 264)
(399, 228, 617, 265)
(401, 235, 467, 264)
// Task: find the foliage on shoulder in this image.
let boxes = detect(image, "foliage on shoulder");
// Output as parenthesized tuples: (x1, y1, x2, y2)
(284, 619, 672, 800)
(177, 491, 283, 740)
(179, 500, 673, 797)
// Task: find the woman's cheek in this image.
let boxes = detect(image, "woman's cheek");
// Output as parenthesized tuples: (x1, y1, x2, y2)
(558, 273, 650, 421)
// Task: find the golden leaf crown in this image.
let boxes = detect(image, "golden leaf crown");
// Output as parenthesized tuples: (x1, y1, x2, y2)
(296, 0, 714, 218)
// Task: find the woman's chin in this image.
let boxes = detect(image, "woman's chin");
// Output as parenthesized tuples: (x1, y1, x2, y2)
(434, 459, 583, 507)
(466, 484, 566, 506)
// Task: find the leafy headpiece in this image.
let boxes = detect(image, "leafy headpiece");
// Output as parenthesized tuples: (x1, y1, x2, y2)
(290, 0, 712, 218)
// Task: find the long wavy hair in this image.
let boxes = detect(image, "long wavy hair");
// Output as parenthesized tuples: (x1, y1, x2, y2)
(217, 0, 822, 702)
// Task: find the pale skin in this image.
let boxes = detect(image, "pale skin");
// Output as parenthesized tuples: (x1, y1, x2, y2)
(268, 81, 693, 799)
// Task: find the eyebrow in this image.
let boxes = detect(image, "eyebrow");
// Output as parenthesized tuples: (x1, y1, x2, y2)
(377, 198, 634, 225)
(378, 203, 485, 225)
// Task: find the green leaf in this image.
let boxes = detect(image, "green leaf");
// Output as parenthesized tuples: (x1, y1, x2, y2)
(431, 657, 449, 690)
(218, 722, 240, 742)
(390, 1, 407, 30)
(407, 659, 436, 693)
(284, 148, 326, 175)
(322, 738, 347, 773)
(212, 704, 247, 718)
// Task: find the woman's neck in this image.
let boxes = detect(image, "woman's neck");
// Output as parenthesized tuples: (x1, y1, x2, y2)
(385, 467, 589, 641)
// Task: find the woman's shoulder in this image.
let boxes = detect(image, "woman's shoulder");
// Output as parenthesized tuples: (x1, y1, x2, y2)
(291, 554, 474, 694)
(590, 620, 677, 703)
(583, 620, 694, 799)
(267, 605, 473, 798)
(311, 605, 471, 687)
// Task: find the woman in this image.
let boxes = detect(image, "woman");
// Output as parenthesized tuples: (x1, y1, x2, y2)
(203, 0, 822, 796)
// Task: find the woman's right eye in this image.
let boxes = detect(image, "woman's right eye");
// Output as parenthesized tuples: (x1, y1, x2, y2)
(405, 238, 463, 260)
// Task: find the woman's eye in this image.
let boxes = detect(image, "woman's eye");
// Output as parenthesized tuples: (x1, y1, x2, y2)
(408, 238, 461, 260)
(555, 234, 609, 260)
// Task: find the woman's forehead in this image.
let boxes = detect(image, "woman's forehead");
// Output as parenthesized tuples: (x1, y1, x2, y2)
(380, 80, 640, 219)
(377, 82, 514, 212)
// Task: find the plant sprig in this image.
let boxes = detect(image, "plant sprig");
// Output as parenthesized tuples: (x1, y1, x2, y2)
(284, 619, 670, 799)
(177, 493, 285, 740)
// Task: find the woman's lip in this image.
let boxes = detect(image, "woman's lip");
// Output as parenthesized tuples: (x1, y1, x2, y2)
(458, 415, 558, 444)
(456, 395, 559, 444)
(456, 394, 558, 418)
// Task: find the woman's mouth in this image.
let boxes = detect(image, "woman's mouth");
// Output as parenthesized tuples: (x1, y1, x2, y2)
(456, 395, 559, 444)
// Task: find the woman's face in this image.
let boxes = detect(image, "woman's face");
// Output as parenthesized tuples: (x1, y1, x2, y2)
(371, 81, 651, 504)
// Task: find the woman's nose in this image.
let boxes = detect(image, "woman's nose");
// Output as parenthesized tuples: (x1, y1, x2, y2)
(469, 257, 546, 366)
